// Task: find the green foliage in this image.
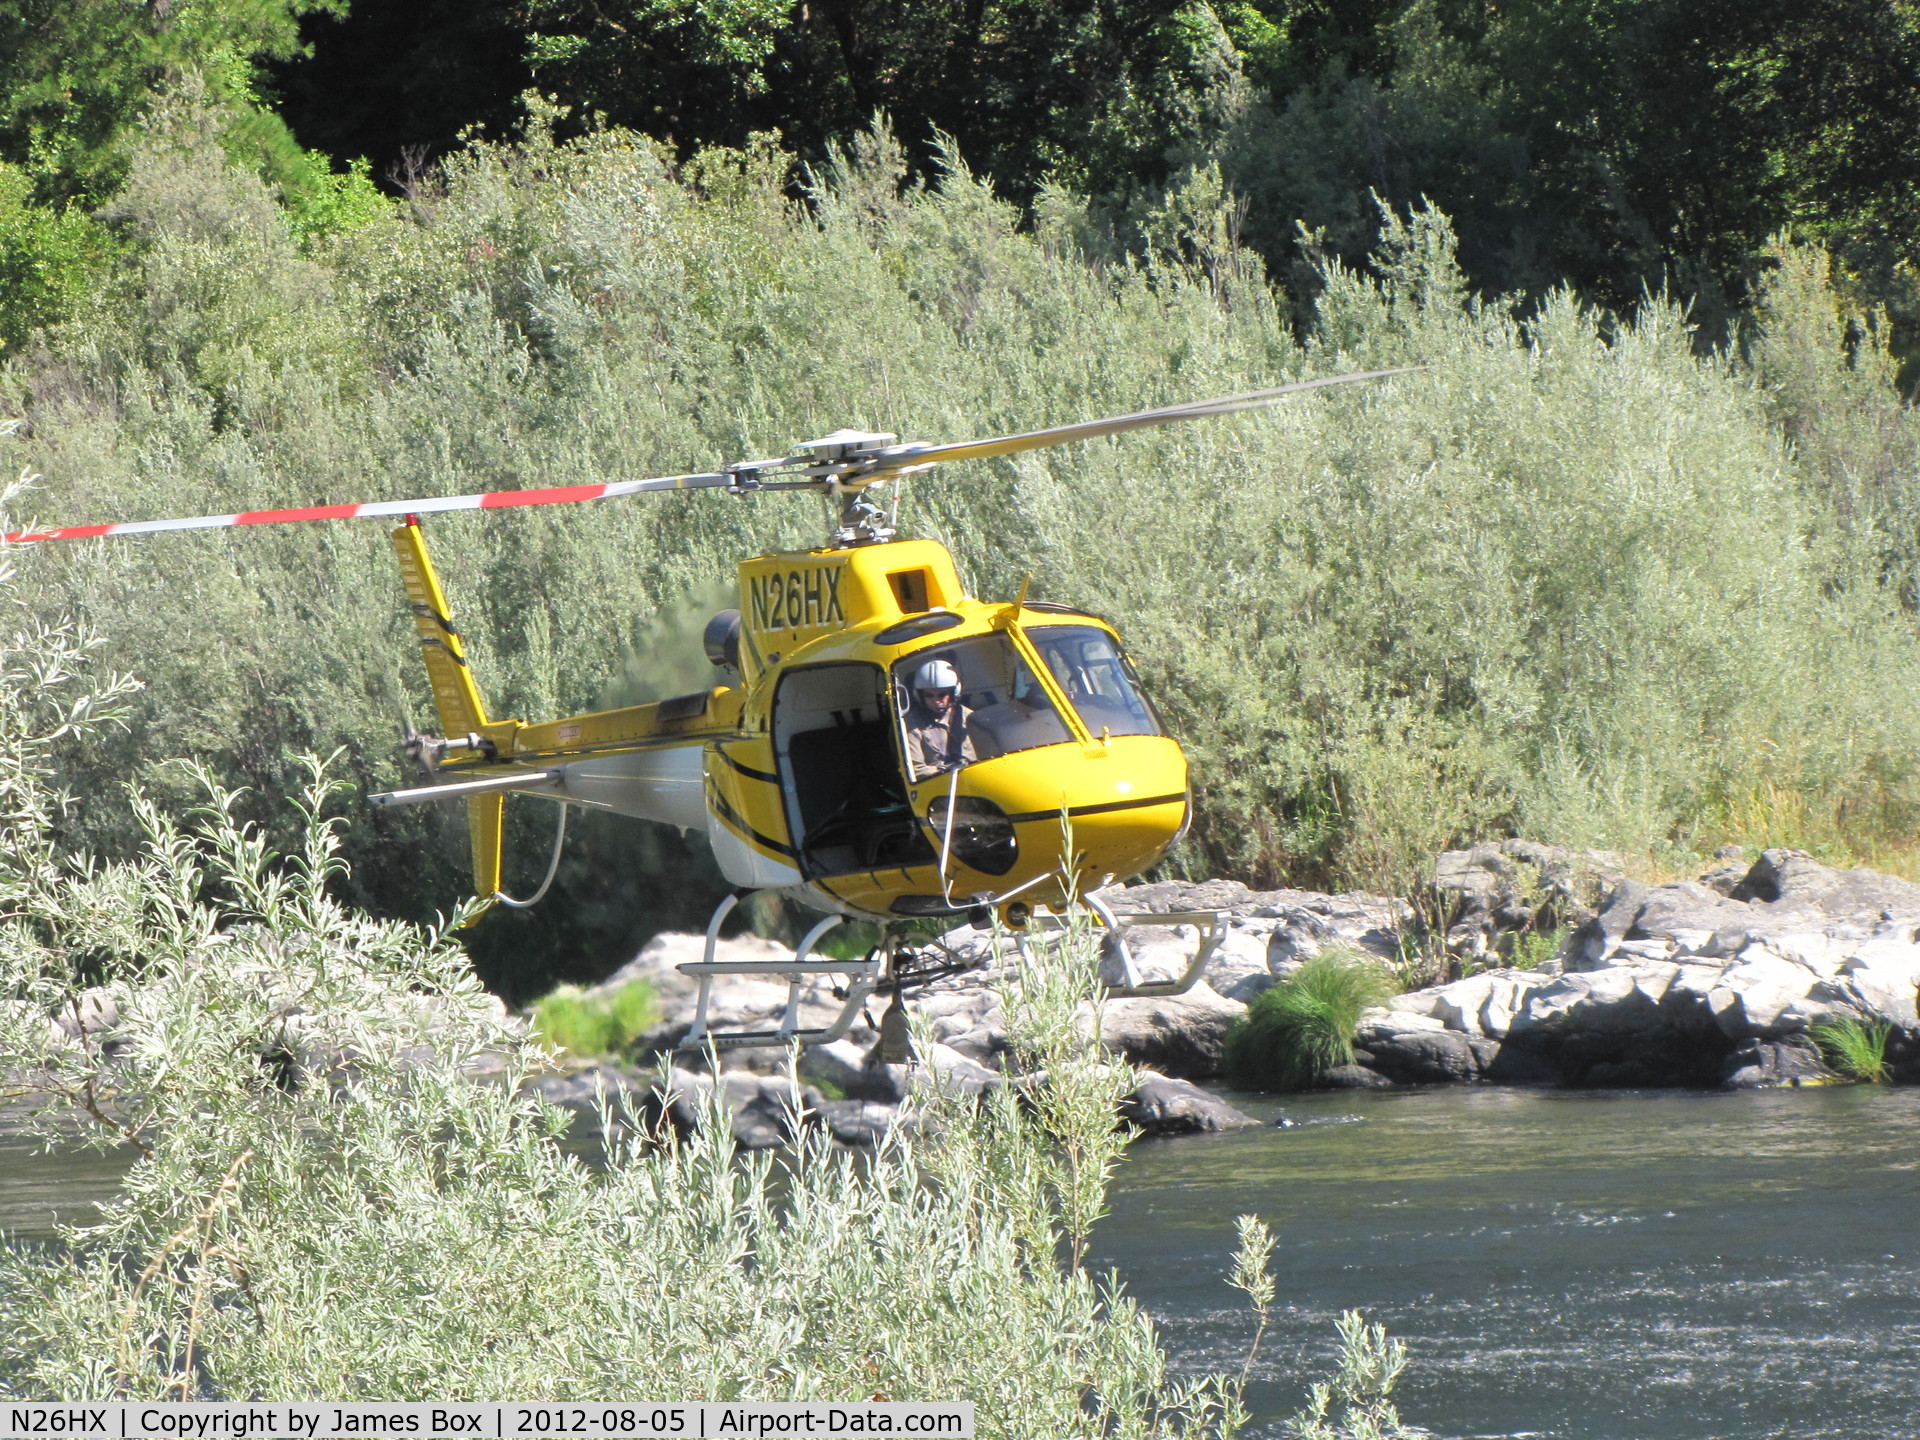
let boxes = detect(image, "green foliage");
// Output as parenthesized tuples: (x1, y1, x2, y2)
(1505, 928, 1559, 973)
(503, 0, 1235, 211)
(0, 162, 116, 352)
(1288, 1311, 1416, 1440)
(256, 1, 1920, 364)
(0, 0, 341, 207)
(529, 978, 660, 1056)
(1810, 1016, 1893, 1084)
(1190, 0, 1920, 345)
(267, 149, 395, 250)
(1223, 951, 1392, 1092)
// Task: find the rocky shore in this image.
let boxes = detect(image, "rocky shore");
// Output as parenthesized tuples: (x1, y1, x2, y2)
(43, 843, 1902, 1152)
(535, 845, 1918, 1147)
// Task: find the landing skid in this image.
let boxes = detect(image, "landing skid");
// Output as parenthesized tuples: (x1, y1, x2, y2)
(674, 893, 1229, 1051)
(1018, 896, 1229, 998)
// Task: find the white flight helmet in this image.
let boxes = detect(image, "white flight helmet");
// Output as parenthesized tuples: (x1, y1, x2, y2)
(912, 659, 960, 695)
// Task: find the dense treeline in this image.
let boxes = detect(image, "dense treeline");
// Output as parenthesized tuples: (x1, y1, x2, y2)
(2, 3, 1920, 996)
(9, 2, 1920, 358)
(280, 0, 1920, 345)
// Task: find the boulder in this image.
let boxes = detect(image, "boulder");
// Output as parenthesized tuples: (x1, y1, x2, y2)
(798, 1038, 907, 1103)
(1839, 965, 1920, 1030)
(525, 1061, 650, 1111)
(922, 1042, 1001, 1096)
(1629, 882, 1760, 956)
(49, 987, 120, 1041)
(1319, 1063, 1394, 1089)
(1434, 840, 1626, 956)
(1430, 973, 1499, 1036)
(1356, 1026, 1480, 1085)
(1722, 1038, 1839, 1089)
(1119, 1074, 1258, 1134)
(1206, 926, 1282, 1004)
(1706, 955, 1825, 1039)
(1730, 848, 1920, 918)
(1099, 920, 1220, 990)
(814, 1099, 901, 1147)
(1497, 961, 1733, 1085)
(1262, 893, 1412, 968)
(1095, 982, 1245, 1077)
(730, 1093, 797, 1149)
(597, 931, 871, 1057)
(719, 1073, 811, 1150)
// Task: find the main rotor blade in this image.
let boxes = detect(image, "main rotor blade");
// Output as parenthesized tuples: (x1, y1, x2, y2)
(865, 367, 1421, 475)
(2, 470, 733, 545)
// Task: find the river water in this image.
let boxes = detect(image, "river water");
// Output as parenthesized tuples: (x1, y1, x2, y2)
(6, 1087, 1917, 1438)
(1088, 1086, 1920, 1440)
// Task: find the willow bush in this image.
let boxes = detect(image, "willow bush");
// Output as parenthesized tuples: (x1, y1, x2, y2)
(4, 101, 1920, 990)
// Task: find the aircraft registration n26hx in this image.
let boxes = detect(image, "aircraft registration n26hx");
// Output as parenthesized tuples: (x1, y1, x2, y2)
(9, 368, 1417, 1049)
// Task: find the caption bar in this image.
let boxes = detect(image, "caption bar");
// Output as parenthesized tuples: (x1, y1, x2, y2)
(0, 1406, 971, 1440)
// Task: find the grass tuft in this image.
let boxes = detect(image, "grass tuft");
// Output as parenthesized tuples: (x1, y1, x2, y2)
(1222, 950, 1394, 1092)
(529, 979, 660, 1058)
(1810, 1016, 1894, 1083)
(1507, 929, 1561, 971)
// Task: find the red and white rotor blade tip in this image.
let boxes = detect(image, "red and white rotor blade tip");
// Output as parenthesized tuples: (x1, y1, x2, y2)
(2, 471, 733, 545)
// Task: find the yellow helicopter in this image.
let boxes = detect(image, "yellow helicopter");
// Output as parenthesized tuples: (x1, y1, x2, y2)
(10, 368, 1413, 1048)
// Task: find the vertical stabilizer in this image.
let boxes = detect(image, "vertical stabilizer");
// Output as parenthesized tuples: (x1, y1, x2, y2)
(392, 520, 501, 902)
(391, 520, 489, 737)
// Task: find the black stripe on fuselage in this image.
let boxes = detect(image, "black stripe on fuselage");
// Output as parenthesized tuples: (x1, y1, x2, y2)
(1001, 792, 1187, 825)
(716, 747, 780, 784)
(707, 782, 797, 859)
(411, 601, 459, 636)
(418, 637, 469, 667)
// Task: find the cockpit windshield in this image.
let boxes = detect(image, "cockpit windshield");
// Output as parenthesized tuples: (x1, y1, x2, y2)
(893, 634, 1072, 780)
(1026, 625, 1163, 739)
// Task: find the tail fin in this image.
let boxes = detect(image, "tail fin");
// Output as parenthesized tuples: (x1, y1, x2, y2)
(391, 519, 489, 738)
(391, 520, 501, 902)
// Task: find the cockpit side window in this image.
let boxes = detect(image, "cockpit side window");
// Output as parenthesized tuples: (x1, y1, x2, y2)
(1025, 624, 1163, 738)
(893, 634, 1073, 780)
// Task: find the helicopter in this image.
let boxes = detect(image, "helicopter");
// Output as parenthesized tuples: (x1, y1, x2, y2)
(8, 367, 1415, 1049)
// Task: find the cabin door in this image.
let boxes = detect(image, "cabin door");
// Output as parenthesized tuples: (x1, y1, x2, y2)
(771, 663, 934, 878)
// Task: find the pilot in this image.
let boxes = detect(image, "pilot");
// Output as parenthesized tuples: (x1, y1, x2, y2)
(903, 658, 976, 780)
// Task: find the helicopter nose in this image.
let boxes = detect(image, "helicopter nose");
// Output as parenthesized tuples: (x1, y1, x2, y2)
(929, 735, 1190, 888)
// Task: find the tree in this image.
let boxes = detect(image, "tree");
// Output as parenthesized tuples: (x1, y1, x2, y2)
(0, 0, 341, 206)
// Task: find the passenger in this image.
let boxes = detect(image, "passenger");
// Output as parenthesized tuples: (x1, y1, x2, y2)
(902, 658, 976, 779)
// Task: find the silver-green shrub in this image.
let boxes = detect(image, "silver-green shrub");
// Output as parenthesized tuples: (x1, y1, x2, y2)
(6, 107, 1918, 957)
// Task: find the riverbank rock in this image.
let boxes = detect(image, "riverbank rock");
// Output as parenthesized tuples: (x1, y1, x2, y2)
(1095, 982, 1245, 1077)
(1097, 877, 1412, 985)
(1432, 839, 1626, 961)
(1358, 848, 1920, 1088)
(1118, 1074, 1258, 1134)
